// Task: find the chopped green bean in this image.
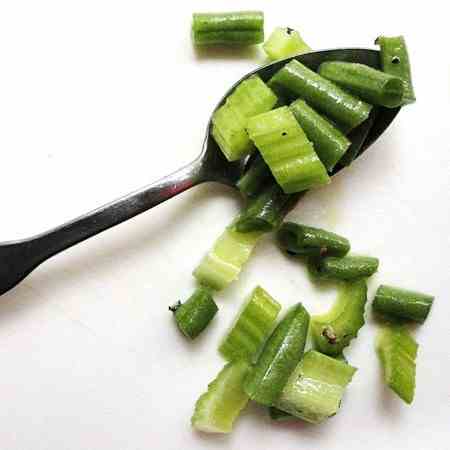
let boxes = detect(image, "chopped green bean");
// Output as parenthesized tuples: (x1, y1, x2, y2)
(376, 35, 416, 104)
(246, 106, 330, 193)
(311, 279, 368, 356)
(170, 287, 218, 339)
(192, 11, 264, 46)
(237, 155, 275, 198)
(263, 27, 311, 61)
(278, 222, 350, 257)
(309, 255, 379, 281)
(268, 407, 296, 421)
(235, 184, 301, 232)
(290, 99, 351, 171)
(268, 60, 372, 130)
(373, 285, 434, 323)
(244, 303, 310, 406)
(318, 62, 404, 108)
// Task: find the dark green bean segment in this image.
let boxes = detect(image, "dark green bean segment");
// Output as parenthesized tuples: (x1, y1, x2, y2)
(309, 255, 379, 281)
(170, 287, 218, 339)
(318, 62, 404, 108)
(376, 35, 416, 104)
(268, 407, 296, 421)
(244, 303, 310, 406)
(290, 99, 351, 171)
(278, 222, 350, 257)
(373, 285, 434, 323)
(237, 155, 275, 198)
(337, 108, 378, 167)
(235, 185, 300, 233)
(268, 60, 372, 130)
(192, 11, 264, 46)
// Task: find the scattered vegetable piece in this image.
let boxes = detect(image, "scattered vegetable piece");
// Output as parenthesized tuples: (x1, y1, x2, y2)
(263, 27, 311, 61)
(191, 360, 250, 433)
(244, 303, 310, 406)
(376, 35, 416, 104)
(237, 154, 275, 198)
(318, 62, 404, 108)
(212, 75, 278, 161)
(290, 99, 351, 171)
(268, 59, 372, 131)
(376, 325, 418, 404)
(219, 286, 281, 362)
(278, 222, 350, 257)
(309, 255, 379, 281)
(276, 350, 357, 423)
(311, 279, 367, 356)
(193, 220, 265, 291)
(373, 285, 434, 323)
(268, 406, 296, 421)
(246, 106, 330, 193)
(235, 184, 300, 232)
(170, 287, 218, 339)
(192, 11, 264, 46)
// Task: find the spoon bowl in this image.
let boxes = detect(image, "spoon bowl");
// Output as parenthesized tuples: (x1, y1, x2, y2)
(0, 48, 399, 296)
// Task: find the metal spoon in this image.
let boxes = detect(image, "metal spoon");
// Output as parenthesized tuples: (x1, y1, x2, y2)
(0, 48, 399, 296)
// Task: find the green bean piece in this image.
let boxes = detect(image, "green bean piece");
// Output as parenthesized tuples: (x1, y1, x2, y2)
(309, 255, 379, 281)
(192, 11, 264, 46)
(268, 60, 372, 131)
(268, 407, 296, 421)
(318, 62, 404, 108)
(235, 184, 301, 233)
(278, 222, 350, 258)
(373, 285, 434, 323)
(376, 35, 416, 104)
(263, 27, 311, 61)
(171, 287, 218, 339)
(290, 99, 351, 171)
(237, 155, 276, 198)
(244, 303, 310, 406)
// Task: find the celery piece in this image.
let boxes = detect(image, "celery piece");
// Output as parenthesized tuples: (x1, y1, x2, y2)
(263, 27, 311, 61)
(219, 286, 281, 362)
(311, 279, 368, 356)
(276, 350, 357, 423)
(376, 326, 418, 404)
(191, 360, 250, 433)
(246, 106, 330, 193)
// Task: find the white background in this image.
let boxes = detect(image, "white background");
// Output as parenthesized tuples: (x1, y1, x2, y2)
(0, 1, 449, 449)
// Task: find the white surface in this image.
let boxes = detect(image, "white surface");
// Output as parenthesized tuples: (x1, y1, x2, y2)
(0, 1, 449, 449)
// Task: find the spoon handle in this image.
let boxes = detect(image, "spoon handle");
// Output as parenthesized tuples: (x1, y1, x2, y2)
(0, 157, 204, 296)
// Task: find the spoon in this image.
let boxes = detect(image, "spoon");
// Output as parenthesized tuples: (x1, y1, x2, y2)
(0, 48, 399, 296)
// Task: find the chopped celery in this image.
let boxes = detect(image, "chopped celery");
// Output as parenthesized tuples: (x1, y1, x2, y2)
(193, 220, 265, 291)
(309, 255, 379, 281)
(212, 75, 278, 161)
(170, 287, 218, 339)
(244, 303, 310, 406)
(318, 62, 404, 108)
(290, 99, 351, 171)
(263, 27, 311, 61)
(376, 35, 416, 104)
(235, 184, 300, 232)
(219, 286, 281, 362)
(192, 11, 264, 46)
(277, 222, 350, 257)
(268, 59, 372, 131)
(191, 360, 250, 433)
(311, 279, 367, 356)
(373, 285, 434, 323)
(276, 351, 357, 423)
(376, 326, 418, 404)
(246, 106, 330, 194)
